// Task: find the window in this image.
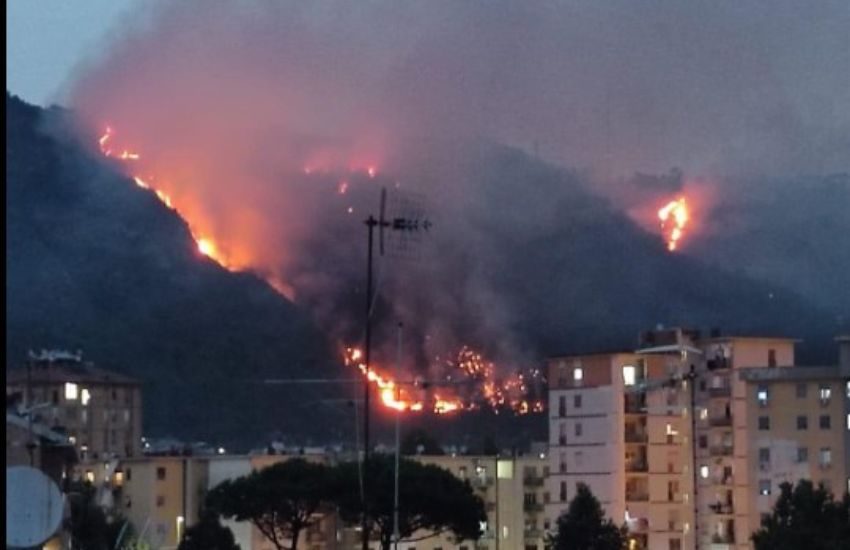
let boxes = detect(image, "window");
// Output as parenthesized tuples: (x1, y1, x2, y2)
(819, 384, 832, 404)
(700, 465, 709, 479)
(558, 423, 567, 445)
(85, 470, 95, 483)
(458, 466, 467, 479)
(797, 447, 808, 463)
(558, 396, 566, 417)
(820, 415, 831, 429)
(768, 349, 777, 367)
(819, 448, 832, 468)
(574, 451, 583, 466)
(574, 422, 582, 437)
(126, 468, 132, 481)
(559, 452, 566, 473)
(573, 367, 583, 383)
(668, 481, 679, 501)
(797, 415, 808, 430)
(758, 416, 770, 430)
(699, 435, 708, 449)
(759, 480, 771, 496)
(573, 394, 582, 408)
(560, 481, 567, 502)
(52, 390, 59, 404)
(758, 448, 770, 465)
(543, 492, 550, 503)
(623, 365, 636, 386)
(796, 383, 807, 398)
(81, 388, 91, 406)
(156, 467, 166, 480)
(756, 385, 769, 406)
(155, 495, 165, 507)
(669, 539, 682, 550)
(65, 382, 79, 400)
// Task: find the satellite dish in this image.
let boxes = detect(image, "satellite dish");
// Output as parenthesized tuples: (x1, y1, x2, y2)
(6, 466, 64, 548)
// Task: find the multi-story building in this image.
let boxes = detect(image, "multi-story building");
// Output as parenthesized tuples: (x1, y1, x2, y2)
(546, 328, 850, 550)
(6, 349, 143, 484)
(546, 339, 695, 550)
(409, 451, 549, 550)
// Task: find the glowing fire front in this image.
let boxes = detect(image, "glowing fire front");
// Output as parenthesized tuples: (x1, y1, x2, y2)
(658, 197, 689, 252)
(98, 127, 232, 267)
(344, 346, 546, 415)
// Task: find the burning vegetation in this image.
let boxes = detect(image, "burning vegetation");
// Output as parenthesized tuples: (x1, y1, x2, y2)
(98, 126, 546, 416)
(658, 197, 690, 252)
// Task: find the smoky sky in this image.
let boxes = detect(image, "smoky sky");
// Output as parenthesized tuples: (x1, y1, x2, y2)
(64, 1, 850, 367)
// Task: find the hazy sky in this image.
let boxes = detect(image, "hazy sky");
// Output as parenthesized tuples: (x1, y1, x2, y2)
(7, 0, 138, 106)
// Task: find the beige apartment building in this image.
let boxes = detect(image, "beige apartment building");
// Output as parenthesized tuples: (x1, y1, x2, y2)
(547, 329, 850, 550)
(6, 350, 143, 484)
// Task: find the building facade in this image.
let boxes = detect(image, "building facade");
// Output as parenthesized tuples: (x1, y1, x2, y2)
(6, 349, 143, 485)
(546, 329, 850, 550)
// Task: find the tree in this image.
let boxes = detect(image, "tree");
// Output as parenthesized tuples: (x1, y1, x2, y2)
(332, 454, 486, 550)
(206, 459, 332, 550)
(751, 480, 850, 550)
(551, 483, 626, 550)
(67, 480, 130, 550)
(178, 510, 241, 550)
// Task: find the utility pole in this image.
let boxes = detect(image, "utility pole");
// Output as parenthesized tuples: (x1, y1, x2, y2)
(361, 188, 431, 550)
(393, 322, 402, 550)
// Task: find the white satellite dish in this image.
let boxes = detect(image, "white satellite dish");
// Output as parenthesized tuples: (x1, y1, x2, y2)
(6, 466, 64, 548)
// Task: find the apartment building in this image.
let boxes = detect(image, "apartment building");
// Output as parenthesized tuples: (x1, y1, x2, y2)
(547, 328, 850, 550)
(546, 340, 695, 550)
(408, 452, 549, 550)
(6, 349, 143, 484)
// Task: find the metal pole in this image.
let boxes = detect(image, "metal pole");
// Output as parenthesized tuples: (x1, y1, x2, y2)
(362, 216, 376, 550)
(26, 357, 35, 467)
(393, 322, 402, 550)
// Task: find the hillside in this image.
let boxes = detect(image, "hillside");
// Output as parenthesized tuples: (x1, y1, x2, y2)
(5, 93, 343, 449)
(6, 93, 844, 450)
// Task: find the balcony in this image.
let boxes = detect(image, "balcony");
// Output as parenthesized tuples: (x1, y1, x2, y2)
(523, 475, 545, 487)
(710, 445, 734, 457)
(524, 529, 544, 539)
(523, 502, 545, 513)
(709, 416, 732, 427)
(625, 491, 649, 502)
(707, 358, 730, 371)
(712, 475, 734, 486)
(711, 533, 735, 545)
(624, 394, 647, 414)
(709, 502, 734, 515)
(625, 460, 648, 473)
(624, 430, 648, 443)
(709, 386, 731, 398)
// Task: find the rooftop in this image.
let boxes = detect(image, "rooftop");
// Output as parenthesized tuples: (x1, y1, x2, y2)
(6, 350, 139, 386)
(738, 365, 849, 383)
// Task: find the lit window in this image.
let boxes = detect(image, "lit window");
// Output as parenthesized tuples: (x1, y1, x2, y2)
(573, 368, 583, 383)
(759, 480, 771, 496)
(819, 384, 832, 403)
(114, 471, 125, 486)
(502, 526, 509, 539)
(81, 388, 91, 406)
(85, 470, 95, 483)
(757, 385, 768, 406)
(700, 465, 709, 479)
(623, 365, 636, 386)
(65, 383, 79, 400)
(699, 408, 708, 420)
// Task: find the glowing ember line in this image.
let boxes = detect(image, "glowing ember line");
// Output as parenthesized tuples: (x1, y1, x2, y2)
(658, 197, 689, 252)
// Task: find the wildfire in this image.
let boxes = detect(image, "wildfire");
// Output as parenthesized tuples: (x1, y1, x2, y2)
(98, 127, 231, 266)
(658, 197, 689, 251)
(343, 346, 545, 416)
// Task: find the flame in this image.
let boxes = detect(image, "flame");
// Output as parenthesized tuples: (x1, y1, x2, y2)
(343, 346, 545, 416)
(98, 127, 234, 268)
(658, 197, 689, 252)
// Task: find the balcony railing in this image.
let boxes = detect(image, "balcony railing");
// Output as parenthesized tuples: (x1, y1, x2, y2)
(711, 533, 736, 544)
(625, 491, 649, 502)
(709, 386, 731, 398)
(624, 431, 648, 443)
(523, 475, 545, 487)
(709, 416, 732, 427)
(625, 460, 648, 472)
(710, 445, 734, 457)
(624, 395, 647, 414)
(524, 529, 544, 539)
(709, 502, 734, 515)
(523, 502, 545, 513)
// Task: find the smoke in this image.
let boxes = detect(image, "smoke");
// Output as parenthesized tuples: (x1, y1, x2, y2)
(65, 1, 850, 367)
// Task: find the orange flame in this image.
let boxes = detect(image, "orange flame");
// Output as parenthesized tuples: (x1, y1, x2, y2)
(658, 197, 689, 251)
(98, 127, 233, 268)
